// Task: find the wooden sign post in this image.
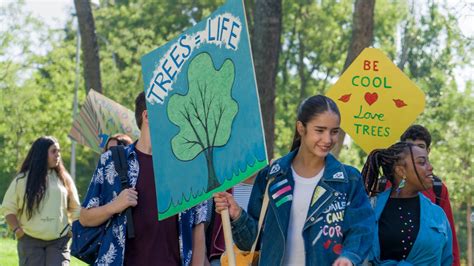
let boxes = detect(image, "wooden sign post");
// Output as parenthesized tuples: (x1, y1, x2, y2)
(221, 209, 236, 266)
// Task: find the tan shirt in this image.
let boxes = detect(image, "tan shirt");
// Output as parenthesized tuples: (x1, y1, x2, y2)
(1, 170, 80, 240)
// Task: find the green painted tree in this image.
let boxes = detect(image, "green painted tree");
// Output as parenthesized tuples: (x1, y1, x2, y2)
(168, 53, 238, 192)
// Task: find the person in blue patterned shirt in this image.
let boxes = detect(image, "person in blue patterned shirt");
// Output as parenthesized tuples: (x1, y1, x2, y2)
(79, 92, 208, 266)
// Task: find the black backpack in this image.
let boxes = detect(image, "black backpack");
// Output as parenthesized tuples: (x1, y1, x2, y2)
(110, 145, 135, 238)
(432, 175, 443, 205)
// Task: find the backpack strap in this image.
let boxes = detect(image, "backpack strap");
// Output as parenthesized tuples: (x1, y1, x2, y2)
(250, 175, 274, 255)
(432, 175, 443, 206)
(377, 176, 388, 193)
(250, 160, 280, 255)
(111, 146, 135, 239)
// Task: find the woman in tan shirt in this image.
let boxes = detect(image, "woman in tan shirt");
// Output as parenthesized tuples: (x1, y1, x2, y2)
(2, 136, 80, 266)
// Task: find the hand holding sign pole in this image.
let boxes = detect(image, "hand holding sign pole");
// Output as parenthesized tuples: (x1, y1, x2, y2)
(326, 48, 425, 153)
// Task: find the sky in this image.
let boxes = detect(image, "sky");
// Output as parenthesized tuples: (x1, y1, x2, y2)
(0, 0, 468, 35)
(1, 0, 473, 87)
(3, 0, 471, 35)
(16, 0, 75, 29)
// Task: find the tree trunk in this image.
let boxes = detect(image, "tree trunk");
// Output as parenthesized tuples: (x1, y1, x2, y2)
(244, 0, 256, 37)
(467, 198, 473, 266)
(397, 1, 415, 71)
(251, 0, 282, 159)
(332, 0, 375, 158)
(74, 0, 102, 93)
(298, 32, 307, 101)
(206, 148, 220, 192)
(397, 19, 410, 71)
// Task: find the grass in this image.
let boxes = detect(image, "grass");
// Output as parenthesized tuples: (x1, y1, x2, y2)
(0, 238, 17, 266)
(0, 237, 87, 266)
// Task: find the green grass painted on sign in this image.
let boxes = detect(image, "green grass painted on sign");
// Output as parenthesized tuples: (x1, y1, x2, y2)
(159, 159, 268, 220)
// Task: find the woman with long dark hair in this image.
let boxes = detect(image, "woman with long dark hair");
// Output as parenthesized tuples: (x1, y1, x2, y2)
(361, 142, 452, 265)
(2, 136, 80, 265)
(214, 95, 375, 266)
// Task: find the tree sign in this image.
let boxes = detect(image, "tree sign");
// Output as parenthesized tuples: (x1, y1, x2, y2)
(69, 90, 139, 153)
(326, 48, 425, 154)
(141, 0, 267, 220)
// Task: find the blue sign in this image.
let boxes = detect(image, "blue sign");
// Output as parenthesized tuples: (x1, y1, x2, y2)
(141, 0, 267, 219)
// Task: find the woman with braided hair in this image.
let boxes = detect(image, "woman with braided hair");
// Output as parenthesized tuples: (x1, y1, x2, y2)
(361, 141, 453, 265)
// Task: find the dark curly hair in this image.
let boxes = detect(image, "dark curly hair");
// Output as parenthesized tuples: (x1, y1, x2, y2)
(400, 124, 431, 149)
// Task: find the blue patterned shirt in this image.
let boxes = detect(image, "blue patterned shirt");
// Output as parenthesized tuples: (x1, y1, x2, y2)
(81, 143, 208, 265)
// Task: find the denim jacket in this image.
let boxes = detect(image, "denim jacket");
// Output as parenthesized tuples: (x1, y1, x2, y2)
(368, 190, 452, 266)
(231, 150, 375, 265)
(81, 143, 208, 265)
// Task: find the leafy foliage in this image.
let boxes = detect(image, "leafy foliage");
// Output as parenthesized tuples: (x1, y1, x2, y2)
(0, 0, 472, 261)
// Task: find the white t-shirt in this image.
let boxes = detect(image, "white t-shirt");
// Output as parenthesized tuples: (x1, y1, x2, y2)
(282, 166, 324, 266)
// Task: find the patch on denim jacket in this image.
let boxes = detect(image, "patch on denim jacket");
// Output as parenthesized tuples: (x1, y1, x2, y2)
(332, 172, 344, 179)
(311, 187, 327, 206)
(275, 194, 292, 207)
(270, 179, 293, 207)
(270, 179, 288, 192)
(269, 164, 281, 175)
(271, 185, 291, 199)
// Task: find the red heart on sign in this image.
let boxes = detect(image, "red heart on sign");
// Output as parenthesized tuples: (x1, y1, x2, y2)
(364, 92, 378, 106)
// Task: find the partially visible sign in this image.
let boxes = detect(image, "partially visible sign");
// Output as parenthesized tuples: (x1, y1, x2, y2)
(326, 48, 425, 153)
(69, 90, 140, 153)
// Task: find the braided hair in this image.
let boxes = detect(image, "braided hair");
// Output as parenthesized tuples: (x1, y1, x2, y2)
(361, 141, 423, 197)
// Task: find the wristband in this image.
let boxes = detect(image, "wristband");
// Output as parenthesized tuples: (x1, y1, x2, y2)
(13, 226, 21, 233)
